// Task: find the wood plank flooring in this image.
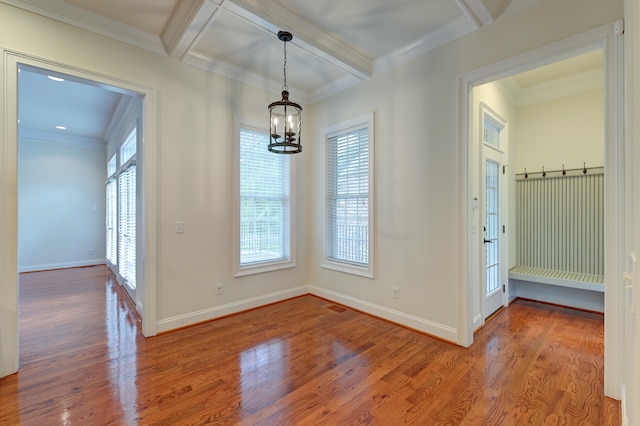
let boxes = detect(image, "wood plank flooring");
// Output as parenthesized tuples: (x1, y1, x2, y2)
(0, 266, 620, 425)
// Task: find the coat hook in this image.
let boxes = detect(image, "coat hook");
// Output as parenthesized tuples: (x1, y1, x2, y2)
(524, 168, 528, 179)
(562, 164, 566, 176)
(583, 162, 587, 174)
(542, 166, 546, 178)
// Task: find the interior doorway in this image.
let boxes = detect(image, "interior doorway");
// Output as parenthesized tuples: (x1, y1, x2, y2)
(0, 51, 158, 378)
(459, 24, 624, 398)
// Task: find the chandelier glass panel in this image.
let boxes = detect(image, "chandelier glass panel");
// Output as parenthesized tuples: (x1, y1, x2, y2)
(268, 31, 302, 154)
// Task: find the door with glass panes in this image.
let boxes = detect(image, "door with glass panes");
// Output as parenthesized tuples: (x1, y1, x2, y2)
(481, 107, 507, 319)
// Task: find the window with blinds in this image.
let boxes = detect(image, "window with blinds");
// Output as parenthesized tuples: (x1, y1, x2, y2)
(322, 113, 374, 278)
(235, 123, 294, 275)
(118, 165, 136, 288)
(105, 127, 137, 291)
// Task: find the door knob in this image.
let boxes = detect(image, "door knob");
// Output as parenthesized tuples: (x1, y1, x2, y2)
(483, 239, 492, 243)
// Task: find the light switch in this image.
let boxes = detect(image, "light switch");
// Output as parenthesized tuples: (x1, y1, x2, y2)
(176, 221, 184, 234)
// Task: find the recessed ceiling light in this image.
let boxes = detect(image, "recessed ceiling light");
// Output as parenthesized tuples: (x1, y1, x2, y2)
(48, 76, 64, 82)
(55, 125, 67, 130)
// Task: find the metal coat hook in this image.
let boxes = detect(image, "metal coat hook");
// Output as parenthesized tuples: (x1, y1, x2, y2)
(524, 168, 528, 179)
(542, 166, 546, 178)
(583, 162, 587, 174)
(562, 164, 566, 176)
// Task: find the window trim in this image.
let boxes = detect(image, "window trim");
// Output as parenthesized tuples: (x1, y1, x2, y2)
(233, 117, 296, 277)
(321, 112, 375, 278)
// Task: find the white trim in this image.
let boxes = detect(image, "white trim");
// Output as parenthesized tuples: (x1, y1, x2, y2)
(309, 286, 458, 343)
(156, 286, 308, 333)
(458, 22, 623, 396)
(19, 129, 104, 150)
(19, 260, 105, 273)
(0, 48, 19, 377)
(373, 15, 477, 76)
(184, 50, 312, 106)
(0, 0, 166, 56)
(320, 112, 375, 279)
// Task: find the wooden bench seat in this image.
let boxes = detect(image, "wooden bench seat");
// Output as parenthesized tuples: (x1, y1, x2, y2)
(508, 265, 604, 293)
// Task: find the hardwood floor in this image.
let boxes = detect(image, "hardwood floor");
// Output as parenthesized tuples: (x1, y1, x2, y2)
(0, 266, 620, 425)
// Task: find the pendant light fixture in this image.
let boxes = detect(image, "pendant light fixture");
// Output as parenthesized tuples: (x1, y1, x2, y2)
(268, 31, 302, 154)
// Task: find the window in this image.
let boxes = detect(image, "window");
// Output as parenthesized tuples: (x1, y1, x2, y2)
(322, 113, 374, 278)
(105, 128, 137, 290)
(481, 103, 506, 152)
(234, 121, 294, 275)
(118, 164, 136, 288)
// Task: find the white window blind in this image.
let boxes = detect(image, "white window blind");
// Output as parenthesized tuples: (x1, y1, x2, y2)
(326, 125, 371, 268)
(118, 165, 136, 289)
(239, 126, 291, 267)
(105, 178, 117, 265)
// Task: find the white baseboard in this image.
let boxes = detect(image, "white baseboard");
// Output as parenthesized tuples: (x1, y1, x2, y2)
(511, 279, 604, 312)
(472, 313, 483, 332)
(156, 286, 309, 333)
(19, 259, 105, 273)
(309, 286, 458, 343)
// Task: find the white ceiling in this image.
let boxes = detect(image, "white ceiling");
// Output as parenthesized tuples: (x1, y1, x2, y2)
(10, 0, 603, 144)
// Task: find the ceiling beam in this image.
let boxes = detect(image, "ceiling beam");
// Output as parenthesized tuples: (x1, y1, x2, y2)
(223, 0, 371, 80)
(162, 0, 225, 59)
(455, 0, 511, 28)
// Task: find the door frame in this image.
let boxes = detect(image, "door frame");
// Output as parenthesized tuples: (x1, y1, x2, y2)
(457, 22, 624, 399)
(0, 49, 158, 377)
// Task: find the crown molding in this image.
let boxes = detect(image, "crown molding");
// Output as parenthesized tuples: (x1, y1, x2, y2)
(20, 128, 105, 150)
(183, 50, 311, 105)
(224, 0, 371, 80)
(373, 15, 476, 75)
(0, 0, 166, 56)
(515, 68, 603, 106)
(104, 95, 138, 143)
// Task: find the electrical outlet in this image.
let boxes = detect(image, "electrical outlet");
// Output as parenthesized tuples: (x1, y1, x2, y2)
(392, 287, 399, 299)
(216, 283, 223, 295)
(88, 248, 94, 255)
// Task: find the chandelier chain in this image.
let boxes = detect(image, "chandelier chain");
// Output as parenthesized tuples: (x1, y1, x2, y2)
(282, 38, 288, 91)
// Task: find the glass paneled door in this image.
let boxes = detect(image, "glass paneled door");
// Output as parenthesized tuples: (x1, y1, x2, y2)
(483, 157, 503, 318)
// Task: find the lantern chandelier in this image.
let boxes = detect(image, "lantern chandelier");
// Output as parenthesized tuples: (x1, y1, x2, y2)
(268, 31, 302, 154)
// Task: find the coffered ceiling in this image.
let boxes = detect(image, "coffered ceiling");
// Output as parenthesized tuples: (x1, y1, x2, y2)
(4, 0, 542, 104)
(12, 0, 604, 146)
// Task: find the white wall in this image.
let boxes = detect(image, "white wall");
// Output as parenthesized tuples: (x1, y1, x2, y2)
(308, 0, 622, 342)
(515, 89, 604, 173)
(18, 139, 106, 272)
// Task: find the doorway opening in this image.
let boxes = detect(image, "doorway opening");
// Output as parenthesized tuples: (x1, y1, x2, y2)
(18, 64, 143, 307)
(0, 50, 157, 378)
(474, 49, 606, 323)
(459, 23, 624, 398)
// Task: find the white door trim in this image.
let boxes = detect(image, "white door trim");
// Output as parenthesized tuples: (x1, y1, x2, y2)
(0, 49, 157, 377)
(457, 22, 624, 399)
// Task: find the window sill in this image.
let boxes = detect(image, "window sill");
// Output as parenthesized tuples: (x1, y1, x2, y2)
(321, 259, 374, 279)
(234, 259, 295, 277)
